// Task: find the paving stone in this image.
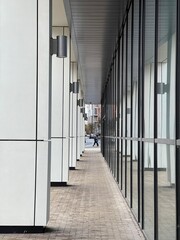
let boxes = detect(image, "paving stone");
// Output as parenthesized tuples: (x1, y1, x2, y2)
(0, 148, 144, 240)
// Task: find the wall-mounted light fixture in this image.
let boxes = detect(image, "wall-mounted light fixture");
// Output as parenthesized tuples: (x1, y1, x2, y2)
(157, 82, 168, 94)
(83, 113, 88, 120)
(51, 36, 67, 58)
(80, 107, 85, 114)
(77, 99, 83, 107)
(70, 82, 79, 93)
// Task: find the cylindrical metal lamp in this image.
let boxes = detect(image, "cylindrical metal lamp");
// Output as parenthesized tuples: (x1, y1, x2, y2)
(78, 99, 83, 107)
(73, 82, 79, 94)
(57, 35, 67, 58)
(80, 107, 85, 114)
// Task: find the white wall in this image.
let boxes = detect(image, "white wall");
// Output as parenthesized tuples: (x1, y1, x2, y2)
(0, 0, 51, 226)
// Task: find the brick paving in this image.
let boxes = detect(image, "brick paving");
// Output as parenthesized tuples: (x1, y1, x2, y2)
(0, 148, 145, 240)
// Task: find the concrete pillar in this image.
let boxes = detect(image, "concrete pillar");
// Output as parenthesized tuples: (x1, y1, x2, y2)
(51, 26, 70, 186)
(69, 62, 78, 170)
(0, 0, 51, 232)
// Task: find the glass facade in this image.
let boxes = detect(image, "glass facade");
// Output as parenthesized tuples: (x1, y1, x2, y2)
(101, 0, 178, 239)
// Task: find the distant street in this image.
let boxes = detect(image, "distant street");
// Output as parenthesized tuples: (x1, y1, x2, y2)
(85, 137, 100, 148)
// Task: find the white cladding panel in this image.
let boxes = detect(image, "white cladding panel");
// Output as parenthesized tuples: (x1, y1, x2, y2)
(77, 107, 81, 159)
(69, 91, 73, 167)
(62, 138, 69, 181)
(51, 139, 62, 182)
(35, 141, 50, 225)
(0, 142, 36, 225)
(69, 62, 77, 168)
(51, 27, 63, 137)
(38, 0, 51, 140)
(63, 27, 70, 137)
(0, 0, 37, 139)
(72, 137, 77, 167)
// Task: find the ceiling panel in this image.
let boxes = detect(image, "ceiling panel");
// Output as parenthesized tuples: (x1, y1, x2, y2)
(64, 0, 124, 103)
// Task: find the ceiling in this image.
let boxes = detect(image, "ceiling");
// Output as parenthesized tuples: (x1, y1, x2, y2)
(53, 0, 176, 104)
(63, 0, 125, 103)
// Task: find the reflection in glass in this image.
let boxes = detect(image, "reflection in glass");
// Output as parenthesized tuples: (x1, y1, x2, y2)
(144, 0, 155, 139)
(157, 144, 175, 240)
(144, 143, 154, 240)
(122, 24, 127, 196)
(119, 37, 123, 188)
(132, 141, 138, 218)
(143, 0, 155, 237)
(123, 24, 127, 139)
(157, 1, 176, 238)
(127, 140, 131, 203)
(157, 0, 176, 140)
(126, 5, 132, 204)
(132, 0, 139, 138)
(122, 140, 126, 196)
(127, 6, 132, 139)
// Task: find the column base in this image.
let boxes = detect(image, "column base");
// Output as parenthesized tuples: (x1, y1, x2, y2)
(51, 182, 67, 187)
(69, 167, 75, 170)
(0, 226, 45, 233)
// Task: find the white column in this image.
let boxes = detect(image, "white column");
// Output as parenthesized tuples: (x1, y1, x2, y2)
(81, 114, 85, 153)
(0, 0, 51, 230)
(51, 27, 70, 185)
(77, 88, 84, 160)
(69, 62, 78, 169)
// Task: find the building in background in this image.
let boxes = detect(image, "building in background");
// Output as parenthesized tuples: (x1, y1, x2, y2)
(85, 104, 101, 135)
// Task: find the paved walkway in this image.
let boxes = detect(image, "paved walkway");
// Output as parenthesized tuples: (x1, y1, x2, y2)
(0, 148, 145, 240)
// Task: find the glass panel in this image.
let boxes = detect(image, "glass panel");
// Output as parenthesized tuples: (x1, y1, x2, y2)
(119, 139, 122, 188)
(119, 38, 123, 188)
(127, 140, 131, 203)
(132, 0, 139, 138)
(119, 38, 122, 139)
(123, 24, 127, 138)
(144, 0, 155, 139)
(122, 140, 126, 195)
(144, 142, 154, 240)
(115, 53, 119, 182)
(132, 141, 138, 218)
(126, 5, 132, 204)
(158, 144, 176, 240)
(143, 1, 155, 236)
(127, 6, 132, 138)
(122, 23, 127, 196)
(157, 0, 176, 140)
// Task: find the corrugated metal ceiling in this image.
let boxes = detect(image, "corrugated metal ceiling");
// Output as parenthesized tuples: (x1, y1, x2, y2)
(64, 0, 125, 103)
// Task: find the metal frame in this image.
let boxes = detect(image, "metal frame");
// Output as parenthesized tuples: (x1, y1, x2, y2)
(176, 0, 180, 239)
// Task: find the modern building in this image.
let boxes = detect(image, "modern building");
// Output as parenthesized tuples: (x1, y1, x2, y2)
(0, 0, 179, 239)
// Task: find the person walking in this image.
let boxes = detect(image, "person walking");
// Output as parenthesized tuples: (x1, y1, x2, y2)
(93, 135, 99, 147)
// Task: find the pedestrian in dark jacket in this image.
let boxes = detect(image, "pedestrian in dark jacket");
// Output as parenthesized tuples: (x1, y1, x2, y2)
(93, 135, 99, 146)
